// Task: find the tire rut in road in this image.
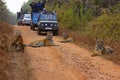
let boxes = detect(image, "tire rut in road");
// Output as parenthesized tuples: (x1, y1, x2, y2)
(9, 52, 32, 80)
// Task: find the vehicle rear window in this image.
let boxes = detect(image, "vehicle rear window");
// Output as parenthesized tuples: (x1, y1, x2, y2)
(24, 14, 31, 18)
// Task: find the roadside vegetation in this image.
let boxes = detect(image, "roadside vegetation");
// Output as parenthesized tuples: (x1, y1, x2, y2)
(0, 0, 14, 79)
(0, 0, 25, 80)
(0, 22, 13, 80)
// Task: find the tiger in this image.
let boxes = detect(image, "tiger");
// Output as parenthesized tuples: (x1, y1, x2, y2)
(28, 31, 55, 47)
(14, 36, 24, 53)
(60, 32, 74, 43)
(91, 38, 113, 57)
(10, 30, 24, 53)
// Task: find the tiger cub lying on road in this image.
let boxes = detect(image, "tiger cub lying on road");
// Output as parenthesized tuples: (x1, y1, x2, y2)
(10, 30, 24, 53)
(28, 31, 55, 47)
(91, 38, 113, 57)
(60, 32, 74, 43)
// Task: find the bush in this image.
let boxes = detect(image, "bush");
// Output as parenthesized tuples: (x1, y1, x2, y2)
(0, 22, 13, 36)
(87, 14, 120, 41)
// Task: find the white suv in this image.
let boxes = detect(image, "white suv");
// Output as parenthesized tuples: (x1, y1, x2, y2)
(22, 14, 31, 26)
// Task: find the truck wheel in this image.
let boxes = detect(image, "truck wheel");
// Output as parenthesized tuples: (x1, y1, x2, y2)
(30, 23, 33, 30)
(54, 30, 59, 35)
(32, 26, 35, 30)
(30, 23, 35, 30)
(37, 28, 41, 35)
(18, 23, 20, 26)
(18, 22, 20, 26)
(31, 25, 35, 30)
(30, 26, 32, 29)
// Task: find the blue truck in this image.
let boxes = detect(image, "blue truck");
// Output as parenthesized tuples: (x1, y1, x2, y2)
(30, 0, 45, 30)
(37, 11, 59, 35)
(30, 12, 40, 30)
(29, 0, 59, 35)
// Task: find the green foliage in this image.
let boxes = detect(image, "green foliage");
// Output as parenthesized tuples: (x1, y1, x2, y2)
(21, 0, 42, 12)
(111, 1, 120, 13)
(46, 0, 120, 40)
(0, 0, 16, 24)
(22, 0, 33, 12)
(87, 14, 120, 40)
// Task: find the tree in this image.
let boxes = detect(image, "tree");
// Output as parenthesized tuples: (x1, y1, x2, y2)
(0, 0, 16, 24)
(73, 0, 82, 20)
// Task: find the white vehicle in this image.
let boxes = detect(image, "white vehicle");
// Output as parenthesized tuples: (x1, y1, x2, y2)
(22, 14, 31, 26)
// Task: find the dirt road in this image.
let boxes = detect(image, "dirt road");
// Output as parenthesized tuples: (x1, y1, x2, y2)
(17, 26, 120, 80)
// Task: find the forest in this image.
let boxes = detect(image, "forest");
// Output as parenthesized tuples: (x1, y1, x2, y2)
(0, 0, 16, 24)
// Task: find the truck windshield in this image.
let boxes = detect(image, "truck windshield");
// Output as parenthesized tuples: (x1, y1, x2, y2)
(40, 14, 57, 21)
(25, 16, 31, 18)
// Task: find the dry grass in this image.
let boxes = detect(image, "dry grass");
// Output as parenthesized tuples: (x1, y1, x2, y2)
(0, 22, 13, 36)
(103, 40, 120, 64)
(0, 22, 13, 51)
(0, 50, 9, 80)
(0, 22, 32, 80)
(0, 22, 12, 79)
(59, 27, 120, 65)
(59, 27, 95, 50)
(0, 22, 13, 80)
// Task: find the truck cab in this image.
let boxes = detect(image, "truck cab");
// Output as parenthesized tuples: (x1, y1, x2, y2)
(37, 11, 59, 35)
(17, 12, 24, 26)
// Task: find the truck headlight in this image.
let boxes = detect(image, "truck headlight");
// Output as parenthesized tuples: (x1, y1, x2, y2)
(50, 24, 53, 26)
(45, 24, 47, 26)
(23, 19, 25, 22)
(41, 24, 44, 26)
(54, 24, 57, 27)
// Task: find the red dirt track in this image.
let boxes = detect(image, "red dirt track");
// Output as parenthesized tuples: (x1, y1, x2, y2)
(17, 26, 120, 80)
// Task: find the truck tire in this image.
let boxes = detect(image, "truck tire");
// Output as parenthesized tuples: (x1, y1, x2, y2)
(18, 23, 20, 26)
(54, 30, 59, 35)
(30, 24, 35, 30)
(30, 26, 32, 29)
(32, 26, 35, 30)
(37, 28, 41, 35)
(30, 23, 33, 30)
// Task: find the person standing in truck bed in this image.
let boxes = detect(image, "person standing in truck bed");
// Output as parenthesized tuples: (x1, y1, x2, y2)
(29, 0, 46, 12)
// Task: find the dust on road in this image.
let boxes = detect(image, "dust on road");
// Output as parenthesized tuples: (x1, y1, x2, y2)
(17, 26, 120, 80)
